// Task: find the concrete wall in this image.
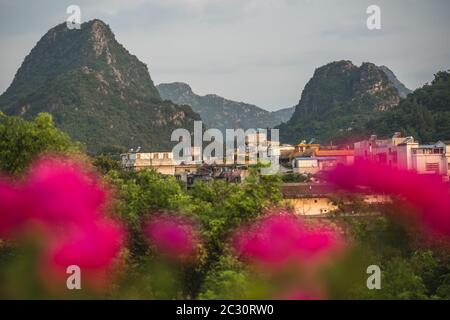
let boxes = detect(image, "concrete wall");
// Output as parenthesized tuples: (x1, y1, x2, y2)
(284, 198, 338, 216)
(411, 154, 445, 174)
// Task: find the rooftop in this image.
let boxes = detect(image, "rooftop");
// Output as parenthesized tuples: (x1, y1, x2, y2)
(281, 183, 337, 198)
(314, 149, 354, 157)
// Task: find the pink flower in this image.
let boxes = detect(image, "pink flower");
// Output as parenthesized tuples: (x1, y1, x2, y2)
(278, 289, 325, 300)
(23, 158, 106, 227)
(144, 214, 199, 261)
(0, 178, 25, 238)
(0, 157, 127, 292)
(327, 160, 450, 237)
(42, 218, 125, 291)
(233, 210, 344, 270)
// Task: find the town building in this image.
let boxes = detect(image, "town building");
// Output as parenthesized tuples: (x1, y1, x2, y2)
(354, 133, 450, 177)
(290, 144, 354, 175)
(282, 183, 391, 217)
(282, 183, 339, 216)
(120, 149, 250, 183)
(121, 151, 176, 175)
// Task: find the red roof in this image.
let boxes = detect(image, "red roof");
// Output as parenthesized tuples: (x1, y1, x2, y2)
(314, 149, 354, 157)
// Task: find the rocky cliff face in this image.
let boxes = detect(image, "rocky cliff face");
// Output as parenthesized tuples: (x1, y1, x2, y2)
(279, 60, 404, 145)
(377, 65, 412, 98)
(0, 19, 200, 154)
(157, 82, 294, 133)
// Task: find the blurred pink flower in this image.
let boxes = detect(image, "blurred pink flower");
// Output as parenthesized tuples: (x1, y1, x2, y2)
(42, 218, 125, 291)
(49, 219, 125, 269)
(233, 211, 344, 270)
(0, 178, 25, 238)
(145, 214, 199, 261)
(327, 160, 450, 237)
(278, 288, 325, 300)
(24, 158, 106, 227)
(0, 157, 126, 292)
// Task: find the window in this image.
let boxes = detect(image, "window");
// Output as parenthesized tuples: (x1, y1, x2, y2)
(392, 151, 397, 163)
(425, 163, 439, 173)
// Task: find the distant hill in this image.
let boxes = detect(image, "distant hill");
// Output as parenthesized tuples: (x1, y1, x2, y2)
(0, 19, 200, 154)
(366, 70, 450, 142)
(377, 65, 412, 98)
(157, 82, 294, 132)
(278, 60, 406, 145)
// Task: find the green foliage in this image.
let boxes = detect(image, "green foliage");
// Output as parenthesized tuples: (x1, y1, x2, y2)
(198, 255, 253, 300)
(279, 61, 400, 145)
(107, 169, 188, 227)
(335, 212, 450, 300)
(367, 70, 450, 142)
(280, 63, 450, 146)
(378, 257, 428, 300)
(281, 173, 309, 183)
(0, 20, 200, 154)
(106, 167, 282, 298)
(0, 112, 80, 174)
(93, 154, 122, 175)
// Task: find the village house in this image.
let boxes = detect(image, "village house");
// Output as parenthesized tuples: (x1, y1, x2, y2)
(354, 133, 450, 178)
(290, 142, 354, 175)
(121, 131, 287, 175)
(282, 183, 339, 216)
(282, 183, 391, 217)
(121, 151, 176, 175)
(120, 148, 250, 183)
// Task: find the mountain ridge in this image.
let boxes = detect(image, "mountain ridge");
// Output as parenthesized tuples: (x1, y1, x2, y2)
(157, 82, 294, 132)
(0, 19, 200, 154)
(278, 60, 406, 145)
(377, 65, 412, 98)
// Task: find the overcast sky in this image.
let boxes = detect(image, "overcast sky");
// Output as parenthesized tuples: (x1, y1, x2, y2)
(0, 0, 449, 111)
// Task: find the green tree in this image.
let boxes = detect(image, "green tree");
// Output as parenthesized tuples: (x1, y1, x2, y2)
(0, 112, 80, 174)
(93, 154, 122, 174)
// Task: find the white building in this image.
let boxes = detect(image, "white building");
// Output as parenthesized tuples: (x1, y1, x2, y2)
(354, 133, 450, 177)
(121, 151, 176, 175)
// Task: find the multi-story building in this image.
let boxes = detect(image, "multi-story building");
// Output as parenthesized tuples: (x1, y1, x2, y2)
(121, 151, 177, 175)
(291, 145, 354, 175)
(354, 133, 450, 177)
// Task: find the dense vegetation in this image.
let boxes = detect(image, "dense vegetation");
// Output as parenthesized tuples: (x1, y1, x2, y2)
(0, 112, 80, 174)
(366, 71, 450, 143)
(279, 60, 450, 146)
(0, 19, 200, 154)
(279, 61, 402, 145)
(1, 112, 449, 299)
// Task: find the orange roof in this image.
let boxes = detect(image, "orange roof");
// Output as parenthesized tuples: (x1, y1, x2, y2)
(314, 149, 354, 157)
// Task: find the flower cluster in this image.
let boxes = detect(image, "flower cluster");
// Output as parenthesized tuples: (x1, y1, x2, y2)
(233, 211, 344, 270)
(144, 213, 200, 262)
(327, 160, 450, 238)
(232, 210, 345, 299)
(0, 157, 125, 292)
